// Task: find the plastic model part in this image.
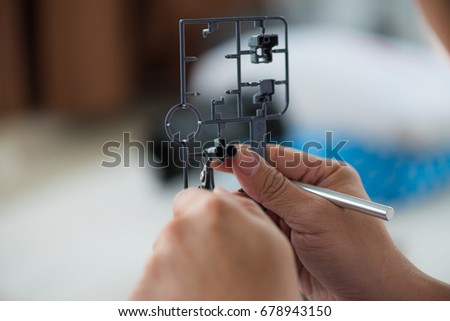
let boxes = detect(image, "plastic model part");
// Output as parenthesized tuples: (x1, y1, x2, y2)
(248, 34, 279, 64)
(165, 16, 289, 189)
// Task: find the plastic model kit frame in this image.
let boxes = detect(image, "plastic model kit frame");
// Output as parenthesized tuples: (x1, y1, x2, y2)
(165, 16, 289, 189)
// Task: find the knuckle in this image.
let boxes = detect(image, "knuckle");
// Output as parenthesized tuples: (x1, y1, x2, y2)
(145, 250, 165, 278)
(162, 219, 185, 243)
(258, 167, 290, 204)
(198, 194, 227, 221)
(200, 193, 224, 214)
(344, 163, 359, 177)
(327, 161, 367, 197)
(333, 161, 361, 182)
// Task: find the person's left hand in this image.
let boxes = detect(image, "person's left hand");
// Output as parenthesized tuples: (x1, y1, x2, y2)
(130, 188, 299, 300)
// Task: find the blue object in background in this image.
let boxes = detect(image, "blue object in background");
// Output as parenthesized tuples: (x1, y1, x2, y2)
(284, 128, 450, 205)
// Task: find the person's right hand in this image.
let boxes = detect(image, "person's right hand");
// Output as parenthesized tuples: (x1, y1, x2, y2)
(214, 145, 450, 300)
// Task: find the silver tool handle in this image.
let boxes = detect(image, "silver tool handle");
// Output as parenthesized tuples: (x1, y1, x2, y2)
(294, 182, 394, 221)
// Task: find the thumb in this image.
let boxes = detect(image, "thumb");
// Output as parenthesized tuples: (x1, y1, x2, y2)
(232, 147, 319, 223)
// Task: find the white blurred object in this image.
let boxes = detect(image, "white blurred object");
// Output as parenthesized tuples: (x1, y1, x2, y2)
(190, 26, 450, 148)
(265, 0, 427, 43)
(0, 158, 175, 300)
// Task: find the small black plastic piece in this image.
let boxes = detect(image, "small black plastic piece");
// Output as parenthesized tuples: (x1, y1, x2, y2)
(253, 79, 275, 104)
(248, 34, 279, 64)
(204, 138, 236, 163)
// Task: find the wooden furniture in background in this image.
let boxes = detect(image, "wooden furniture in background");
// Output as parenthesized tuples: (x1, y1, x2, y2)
(0, 0, 264, 119)
(0, 0, 30, 116)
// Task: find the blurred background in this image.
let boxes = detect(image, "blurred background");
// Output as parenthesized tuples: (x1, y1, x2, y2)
(1, 0, 450, 300)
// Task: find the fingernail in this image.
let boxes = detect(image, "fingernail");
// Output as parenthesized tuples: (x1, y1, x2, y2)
(236, 148, 259, 177)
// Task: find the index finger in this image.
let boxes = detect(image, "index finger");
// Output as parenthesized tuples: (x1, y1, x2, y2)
(212, 144, 344, 185)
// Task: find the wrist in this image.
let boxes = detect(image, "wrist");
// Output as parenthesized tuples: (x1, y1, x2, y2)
(401, 268, 450, 300)
(378, 246, 450, 300)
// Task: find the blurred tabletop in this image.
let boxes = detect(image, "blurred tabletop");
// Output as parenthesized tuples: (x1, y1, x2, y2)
(1, 116, 450, 300)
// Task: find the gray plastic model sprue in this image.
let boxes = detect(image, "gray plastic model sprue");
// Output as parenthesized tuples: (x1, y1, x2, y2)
(164, 16, 395, 221)
(165, 16, 289, 189)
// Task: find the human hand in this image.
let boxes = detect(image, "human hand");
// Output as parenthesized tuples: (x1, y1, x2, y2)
(213, 145, 450, 300)
(130, 188, 300, 300)
(418, 0, 450, 52)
